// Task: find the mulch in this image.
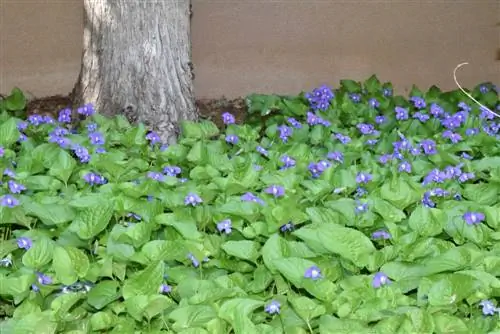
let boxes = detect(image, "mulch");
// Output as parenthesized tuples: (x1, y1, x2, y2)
(24, 95, 249, 128)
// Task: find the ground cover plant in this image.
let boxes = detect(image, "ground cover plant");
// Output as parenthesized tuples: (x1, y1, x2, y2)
(1, 76, 500, 333)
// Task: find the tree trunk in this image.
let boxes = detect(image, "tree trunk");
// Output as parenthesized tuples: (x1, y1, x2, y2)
(72, 0, 197, 145)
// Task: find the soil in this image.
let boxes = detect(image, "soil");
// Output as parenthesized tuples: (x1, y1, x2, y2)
(24, 95, 249, 128)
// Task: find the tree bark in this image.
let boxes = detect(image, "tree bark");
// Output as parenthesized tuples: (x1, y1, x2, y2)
(72, 0, 197, 145)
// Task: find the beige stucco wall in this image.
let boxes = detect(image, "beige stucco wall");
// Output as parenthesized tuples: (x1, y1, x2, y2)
(1, 1, 499, 99)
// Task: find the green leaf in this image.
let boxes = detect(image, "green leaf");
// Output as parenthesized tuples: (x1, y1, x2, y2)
(0, 274, 33, 297)
(319, 315, 369, 334)
(48, 149, 76, 183)
(124, 294, 173, 322)
(218, 298, 264, 334)
(122, 261, 164, 300)
(221, 240, 260, 263)
(261, 234, 288, 273)
(155, 213, 202, 240)
(22, 237, 54, 269)
(371, 198, 406, 223)
(90, 311, 117, 331)
(408, 206, 446, 237)
(52, 245, 90, 285)
(50, 292, 84, 320)
(380, 178, 420, 210)
(463, 183, 498, 205)
(0, 117, 20, 147)
(22, 199, 76, 226)
(168, 305, 217, 331)
(433, 314, 468, 333)
(340, 80, 361, 93)
(363, 75, 381, 94)
(296, 224, 375, 267)
(289, 296, 326, 322)
(181, 120, 219, 139)
(4, 87, 27, 111)
(87, 281, 121, 310)
(70, 199, 114, 239)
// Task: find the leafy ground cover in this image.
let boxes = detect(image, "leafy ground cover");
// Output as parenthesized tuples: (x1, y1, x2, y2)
(1, 77, 500, 333)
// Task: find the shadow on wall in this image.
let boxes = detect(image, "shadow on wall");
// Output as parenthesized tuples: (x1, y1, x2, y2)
(1, 1, 499, 99)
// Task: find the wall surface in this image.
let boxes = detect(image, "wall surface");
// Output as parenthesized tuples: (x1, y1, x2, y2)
(1, 1, 499, 99)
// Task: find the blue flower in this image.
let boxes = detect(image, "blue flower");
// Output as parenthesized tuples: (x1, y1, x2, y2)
(0, 195, 19, 208)
(265, 300, 281, 315)
(410, 96, 426, 109)
(372, 272, 390, 288)
(479, 300, 499, 316)
(222, 112, 235, 125)
(371, 230, 391, 240)
(395, 106, 409, 120)
(463, 212, 485, 225)
(17, 237, 33, 250)
(89, 132, 105, 145)
(217, 219, 232, 234)
(304, 265, 322, 280)
(398, 161, 412, 173)
(356, 172, 372, 184)
(184, 193, 202, 206)
(146, 131, 161, 145)
(225, 134, 239, 145)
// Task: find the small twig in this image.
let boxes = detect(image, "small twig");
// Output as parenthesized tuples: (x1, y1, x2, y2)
(453, 62, 500, 118)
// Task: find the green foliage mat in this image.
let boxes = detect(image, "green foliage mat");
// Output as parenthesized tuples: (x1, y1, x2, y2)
(1, 78, 500, 333)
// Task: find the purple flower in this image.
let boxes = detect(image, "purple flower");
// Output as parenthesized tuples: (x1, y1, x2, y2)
(372, 272, 390, 288)
(72, 145, 91, 163)
(410, 96, 426, 109)
(17, 237, 32, 250)
(458, 172, 475, 183)
(327, 151, 344, 163)
(265, 300, 281, 315)
(222, 112, 235, 125)
(147, 171, 165, 182)
(335, 133, 351, 144)
(0, 195, 19, 208)
(184, 193, 202, 206)
(375, 115, 386, 124)
(441, 115, 462, 130)
(225, 134, 239, 145)
(349, 93, 361, 103)
(398, 161, 412, 173)
(420, 139, 437, 155)
(163, 166, 181, 177)
(58, 108, 72, 123)
(355, 200, 368, 214)
(309, 162, 330, 178)
(280, 155, 296, 169)
(17, 121, 28, 131)
(87, 123, 98, 133)
(280, 222, 295, 232)
(479, 85, 490, 94)
(241, 192, 265, 205)
(0, 257, 12, 267)
(77, 103, 95, 117)
(159, 284, 172, 294)
(8, 180, 26, 194)
(83, 172, 106, 186)
(89, 132, 105, 145)
(371, 230, 391, 240)
(256, 146, 268, 156)
(379, 154, 392, 164)
(187, 253, 200, 267)
(463, 212, 485, 225)
(354, 187, 368, 198)
(37, 272, 52, 285)
(304, 265, 322, 280)
(264, 185, 285, 197)
(356, 172, 372, 184)
(410, 146, 421, 156)
(395, 106, 409, 120)
(430, 103, 444, 117)
(383, 88, 393, 97)
(287, 117, 302, 129)
(357, 123, 375, 135)
(461, 152, 472, 160)
(3, 168, 15, 178)
(479, 300, 499, 316)
(457, 101, 471, 113)
(442, 130, 462, 143)
(146, 131, 161, 145)
(465, 128, 479, 136)
(305, 85, 335, 111)
(278, 125, 292, 142)
(28, 114, 44, 126)
(368, 98, 380, 108)
(413, 112, 430, 123)
(217, 219, 232, 234)
(0, 146, 4, 157)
